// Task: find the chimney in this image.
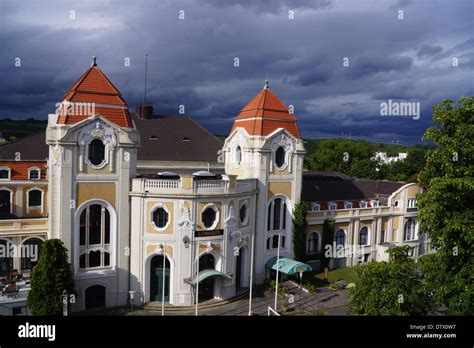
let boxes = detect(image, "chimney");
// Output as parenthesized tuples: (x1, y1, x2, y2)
(136, 104, 154, 119)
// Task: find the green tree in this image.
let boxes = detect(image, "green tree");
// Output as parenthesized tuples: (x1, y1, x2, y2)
(292, 201, 309, 262)
(320, 219, 335, 269)
(348, 246, 430, 315)
(417, 97, 474, 315)
(27, 239, 76, 315)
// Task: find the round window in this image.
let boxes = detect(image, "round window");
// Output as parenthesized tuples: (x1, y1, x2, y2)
(202, 207, 217, 228)
(153, 207, 169, 228)
(275, 146, 285, 169)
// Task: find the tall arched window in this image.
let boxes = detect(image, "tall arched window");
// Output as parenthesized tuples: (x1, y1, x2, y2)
(79, 203, 112, 269)
(335, 229, 345, 247)
(235, 146, 242, 166)
(88, 139, 105, 166)
(275, 147, 285, 169)
(21, 238, 43, 270)
(0, 189, 12, 215)
(359, 227, 369, 245)
(404, 218, 416, 241)
(307, 232, 320, 253)
(267, 198, 286, 232)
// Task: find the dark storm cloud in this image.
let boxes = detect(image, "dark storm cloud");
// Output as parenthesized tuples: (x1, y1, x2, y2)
(0, 0, 473, 144)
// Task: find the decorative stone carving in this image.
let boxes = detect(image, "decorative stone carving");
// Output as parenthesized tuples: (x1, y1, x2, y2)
(178, 200, 194, 241)
(51, 145, 63, 168)
(78, 120, 117, 171)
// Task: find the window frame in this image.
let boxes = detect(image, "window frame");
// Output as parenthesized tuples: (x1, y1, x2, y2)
(0, 167, 11, 181)
(404, 218, 417, 241)
(201, 203, 219, 230)
(150, 203, 171, 231)
(0, 187, 13, 214)
(335, 229, 346, 248)
(358, 227, 369, 246)
(26, 187, 44, 213)
(274, 146, 286, 169)
(28, 167, 41, 181)
(306, 231, 320, 253)
(86, 138, 108, 170)
(235, 145, 242, 166)
(239, 201, 249, 225)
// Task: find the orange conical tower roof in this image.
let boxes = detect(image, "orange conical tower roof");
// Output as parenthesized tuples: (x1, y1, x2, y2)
(231, 80, 300, 138)
(57, 56, 133, 128)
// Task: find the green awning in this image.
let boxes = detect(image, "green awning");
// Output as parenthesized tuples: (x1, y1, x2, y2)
(184, 269, 233, 285)
(265, 256, 312, 275)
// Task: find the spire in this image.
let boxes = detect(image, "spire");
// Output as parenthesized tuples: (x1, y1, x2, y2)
(91, 55, 97, 67)
(264, 73, 269, 89)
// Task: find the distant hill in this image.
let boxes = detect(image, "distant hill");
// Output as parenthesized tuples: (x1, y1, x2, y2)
(0, 118, 47, 141)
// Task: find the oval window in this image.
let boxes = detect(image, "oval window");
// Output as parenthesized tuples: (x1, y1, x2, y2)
(202, 207, 217, 228)
(275, 147, 285, 168)
(88, 139, 105, 166)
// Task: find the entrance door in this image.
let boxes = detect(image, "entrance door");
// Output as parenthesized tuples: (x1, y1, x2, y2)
(155, 268, 170, 301)
(198, 254, 215, 301)
(85, 285, 106, 310)
(150, 255, 171, 302)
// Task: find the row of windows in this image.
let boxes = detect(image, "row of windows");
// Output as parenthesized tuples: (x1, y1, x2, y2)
(0, 188, 43, 214)
(310, 200, 379, 211)
(234, 145, 287, 169)
(306, 218, 418, 252)
(0, 167, 41, 181)
(151, 202, 250, 231)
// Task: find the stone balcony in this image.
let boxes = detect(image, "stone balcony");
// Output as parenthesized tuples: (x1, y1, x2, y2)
(131, 175, 257, 196)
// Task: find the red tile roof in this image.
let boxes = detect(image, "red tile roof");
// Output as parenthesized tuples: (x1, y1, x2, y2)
(231, 83, 301, 138)
(57, 63, 133, 128)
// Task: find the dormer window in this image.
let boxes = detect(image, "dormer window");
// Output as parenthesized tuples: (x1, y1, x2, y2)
(0, 168, 10, 180)
(372, 200, 380, 208)
(28, 168, 40, 181)
(344, 202, 352, 209)
(275, 147, 286, 169)
(311, 203, 320, 211)
(235, 146, 242, 166)
(329, 202, 337, 210)
(359, 201, 368, 208)
(88, 139, 105, 167)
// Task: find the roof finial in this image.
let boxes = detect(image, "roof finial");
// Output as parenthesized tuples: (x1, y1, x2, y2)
(264, 73, 269, 89)
(91, 55, 97, 67)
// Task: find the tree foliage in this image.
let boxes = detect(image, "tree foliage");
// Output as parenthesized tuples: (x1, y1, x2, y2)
(27, 239, 76, 315)
(292, 201, 309, 262)
(348, 246, 430, 315)
(321, 219, 335, 269)
(417, 97, 474, 315)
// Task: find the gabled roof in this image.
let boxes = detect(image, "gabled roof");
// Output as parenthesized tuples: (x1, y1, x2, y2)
(0, 132, 48, 161)
(132, 114, 223, 162)
(56, 60, 133, 128)
(231, 81, 301, 138)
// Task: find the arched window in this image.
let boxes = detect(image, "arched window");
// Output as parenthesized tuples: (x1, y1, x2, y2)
(267, 198, 286, 232)
(28, 168, 40, 180)
(88, 139, 105, 166)
(0, 239, 13, 275)
(21, 238, 43, 270)
(235, 146, 242, 166)
(0, 189, 12, 214)
(307, 232, 319, 253)
(28, 189, 42, 208)
(0, 168, 10, 180)
(275, 147, 285, 169)
(404, 218, 416, 241)
(239, 203, 248, 224)
(79, 203, 111, 269)
(359, 227, 369, 245)
(335, 229, 345, 247)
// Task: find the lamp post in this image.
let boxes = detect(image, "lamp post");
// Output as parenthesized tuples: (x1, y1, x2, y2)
(274, 233, 281, 312)
(248, 232, 255, 316)
(156, 243, 166, 317)
(129, 290, 136, 314)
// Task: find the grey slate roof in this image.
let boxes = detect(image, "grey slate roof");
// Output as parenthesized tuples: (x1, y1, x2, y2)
(302, 171, 405, 202)
(132, 113, 223, 163)
(0, 132, 48, 161)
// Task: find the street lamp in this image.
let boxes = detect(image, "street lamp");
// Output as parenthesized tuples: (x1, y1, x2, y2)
(274, 233, 281, 312)
(156, 243, 166, 316)
(129, 290, 136, 314)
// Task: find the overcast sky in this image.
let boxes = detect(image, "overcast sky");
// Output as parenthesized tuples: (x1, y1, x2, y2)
(0, 0, 473, 144)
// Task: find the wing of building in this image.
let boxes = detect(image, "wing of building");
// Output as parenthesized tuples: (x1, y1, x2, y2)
(0, 61, 429, 313)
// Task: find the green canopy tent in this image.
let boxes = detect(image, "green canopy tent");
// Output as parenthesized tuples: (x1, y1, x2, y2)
(184, 269, 233, 285)
(265, 256, 312, 275)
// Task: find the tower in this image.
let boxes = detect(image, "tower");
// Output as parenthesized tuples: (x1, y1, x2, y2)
(46, 57, 140, 310)
(223, 80, 305, 283)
